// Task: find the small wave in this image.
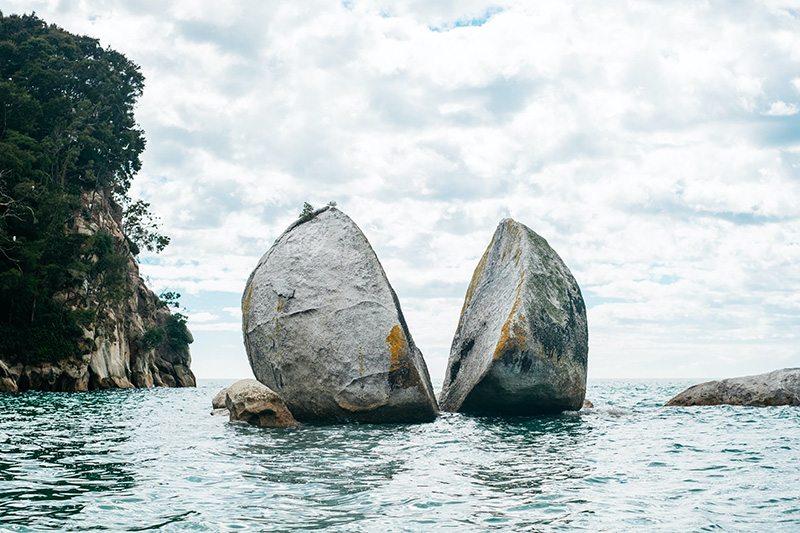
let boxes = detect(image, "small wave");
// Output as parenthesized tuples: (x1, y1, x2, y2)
(564, 405, 633, 418)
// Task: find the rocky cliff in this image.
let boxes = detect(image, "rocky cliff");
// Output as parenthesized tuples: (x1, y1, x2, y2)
(0, 190, 195, 392)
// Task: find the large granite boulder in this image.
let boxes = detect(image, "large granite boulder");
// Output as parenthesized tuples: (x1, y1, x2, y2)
(225, 379, 298, 427)
(666, 368, 800, 406)
(242, 206, 438, 423)
(440, 219, 588, 415)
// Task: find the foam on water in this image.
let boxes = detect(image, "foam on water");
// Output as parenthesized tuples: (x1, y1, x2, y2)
(1, 379, 798, 531)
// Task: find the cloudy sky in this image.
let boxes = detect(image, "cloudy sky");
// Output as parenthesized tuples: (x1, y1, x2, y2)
(6, 0, 800, 380)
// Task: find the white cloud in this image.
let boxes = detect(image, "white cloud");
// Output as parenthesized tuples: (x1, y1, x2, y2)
(189, 323, 242, 332)
(222, 307, 242, 318)
(5, 0, 800, 379)
(187, 312, 219, 323)
(762, 100, 800, 116)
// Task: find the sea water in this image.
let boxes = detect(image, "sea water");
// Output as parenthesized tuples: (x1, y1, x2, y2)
(1, 379, 798, 532)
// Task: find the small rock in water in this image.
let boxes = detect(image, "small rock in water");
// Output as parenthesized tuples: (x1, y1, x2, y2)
(582, 399, 594, 409)
(440, 219, 588, 415)
(225, 379, 298, 427)
(241, 206, 438, 423)
(212, 387, 228, 409)
(210, 387, 229, 416)
(665, 368, 800, 407)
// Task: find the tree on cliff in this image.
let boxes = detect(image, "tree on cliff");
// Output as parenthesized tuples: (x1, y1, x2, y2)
(0, 12, 172, 363)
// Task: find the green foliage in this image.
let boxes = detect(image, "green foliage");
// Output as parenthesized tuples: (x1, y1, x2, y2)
(139, 326, 166, 352)
(165, 313, 192, 351)
(0, 13, 145, 193)
(0, 296, 83, 364)
(123, 199, 170, 255)
(299, 202, 315, 222)
(0, 13, 166, 365)
(158, 290, 182, 309)
(87, 231, 130, 311)
(69, 308, 96, 327)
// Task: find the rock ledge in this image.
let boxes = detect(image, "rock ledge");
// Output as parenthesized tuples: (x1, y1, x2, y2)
(666, 368, 800, 406)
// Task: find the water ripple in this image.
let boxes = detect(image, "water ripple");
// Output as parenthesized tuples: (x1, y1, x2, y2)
(0, 379, 798, 531)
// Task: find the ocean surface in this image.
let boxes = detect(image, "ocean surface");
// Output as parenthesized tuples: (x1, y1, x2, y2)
(1, 378, 798, 532)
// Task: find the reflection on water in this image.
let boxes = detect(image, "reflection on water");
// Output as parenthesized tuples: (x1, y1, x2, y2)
(0, 379, 799, 531)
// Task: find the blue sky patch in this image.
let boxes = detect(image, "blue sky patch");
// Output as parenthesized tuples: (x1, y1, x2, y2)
(429, 7, 504, 32)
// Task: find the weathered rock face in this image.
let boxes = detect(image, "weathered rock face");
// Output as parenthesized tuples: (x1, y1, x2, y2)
(225, 379, 298, 427)
(0, 190, 195, 392)
(0, 360, 18, 393)
(440, 219, 588, 415)
(666, 368, 800, 407)
(242, 206, 438, 423)
(212, 388, 229, 409)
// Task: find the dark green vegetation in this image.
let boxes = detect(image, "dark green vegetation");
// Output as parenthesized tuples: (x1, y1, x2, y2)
(298, 202, 315, 222)
(138, 291, 192, 353)
(0, 13, 169, 363)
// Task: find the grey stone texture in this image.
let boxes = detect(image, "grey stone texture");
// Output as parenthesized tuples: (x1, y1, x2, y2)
(242, 207, 438, 423)
(225, 379, 298, 427)
(666, 368, 800, 406)
(440, 219, 588, 415)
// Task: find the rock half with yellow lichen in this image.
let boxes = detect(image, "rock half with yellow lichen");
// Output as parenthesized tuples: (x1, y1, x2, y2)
(242, 206, 438, 423)
(440, 219, 588, 415)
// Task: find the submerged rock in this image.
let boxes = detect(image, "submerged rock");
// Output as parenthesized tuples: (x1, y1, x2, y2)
(225, 379, 298, 427)
(665, 368, 800, 407)
(242, 206, 438, 423)
(440, 219, 588, 415)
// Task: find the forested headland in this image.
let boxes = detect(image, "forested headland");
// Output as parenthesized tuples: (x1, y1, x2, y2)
(0, 12, 194, 390)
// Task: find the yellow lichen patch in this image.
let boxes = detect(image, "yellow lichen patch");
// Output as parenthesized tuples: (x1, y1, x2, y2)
(386, 325, 408, 371)
(385, 325, 421, 389)
(493, 314, 527, 361)
(243, 283, 254, 314)
(277, 297, 285, 313)
(493, 273, 528, 360)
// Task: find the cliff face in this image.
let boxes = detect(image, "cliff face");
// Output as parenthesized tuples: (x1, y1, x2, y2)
(0, 190, 195, 392)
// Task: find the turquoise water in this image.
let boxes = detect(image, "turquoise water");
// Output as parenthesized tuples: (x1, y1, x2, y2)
(1, 379, 798, 532)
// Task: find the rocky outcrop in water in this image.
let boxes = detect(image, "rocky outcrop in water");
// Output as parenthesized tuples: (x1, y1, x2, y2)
(212, 388, 228, 409)
(225, 379, 298, 427)
(242, 206, 438, 423)
(0, 190, 195, 392)
(665, 368, 800, 406)
(440, 219, 588, 415)
(211, 387, 229, 416)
